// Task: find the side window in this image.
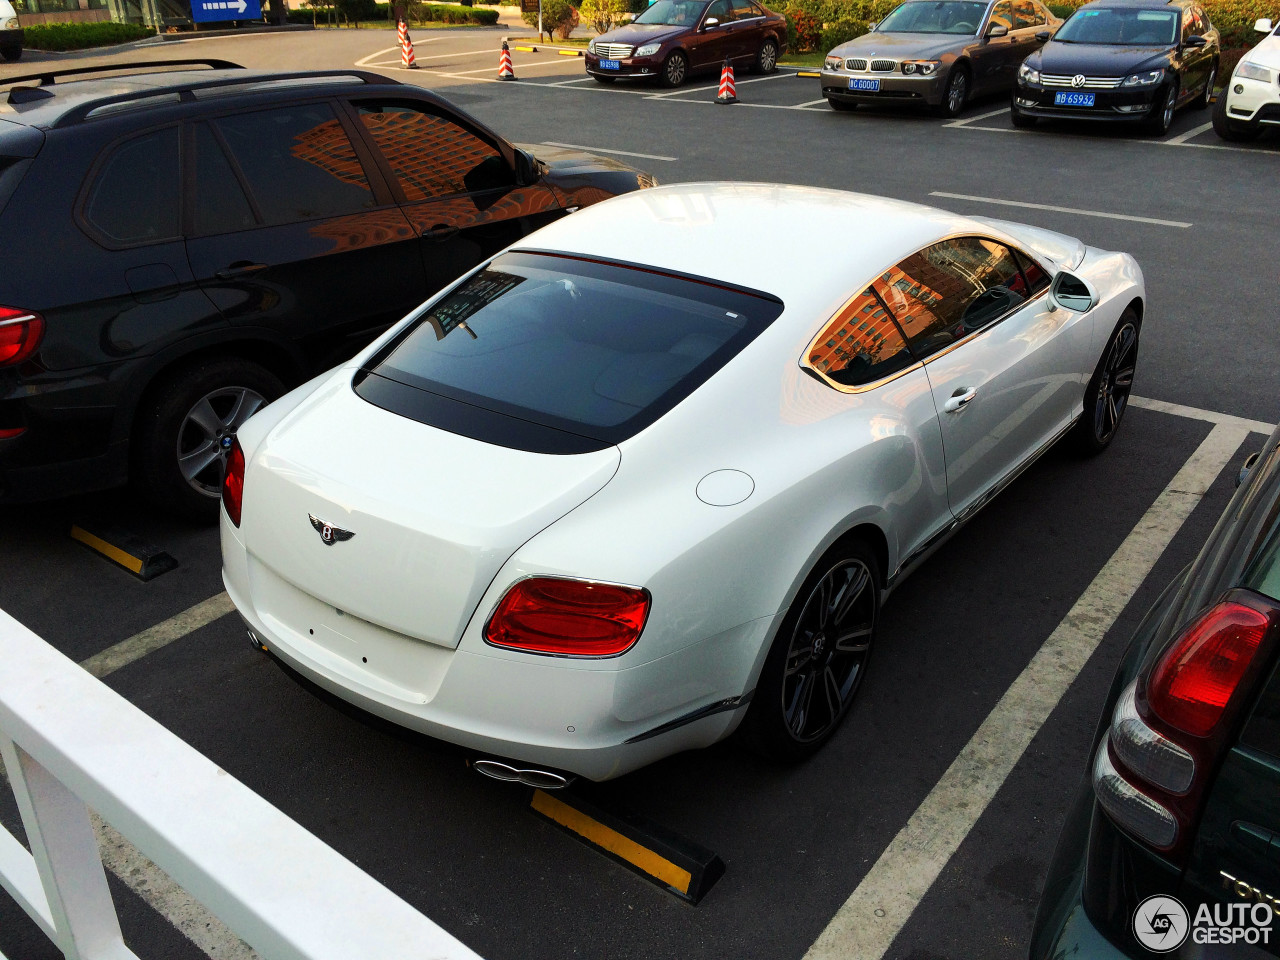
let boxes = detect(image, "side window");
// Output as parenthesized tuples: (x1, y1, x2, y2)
(212, 103, 376, 227)
(732, 0, 759, 18)
(706, 0, 733, 22)
(355, 102, 516, 202)
(1195, 6, 1211, 30)
(83, 127, 180, 246)
(192, 123, 258, 237)
(989, 0, 1013, 30)
(1013, 250, 1051, 296)
(1013, 0, 1039, 29)
(806, 288, 916, 388)
(873, 237, 1027, 361)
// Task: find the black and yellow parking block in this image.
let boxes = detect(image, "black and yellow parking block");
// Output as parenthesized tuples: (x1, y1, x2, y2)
(795, 70, 821, 77)
(558, 49, 584, 56)
(531, 789, 725, 903)
(70, 523, 178, 581)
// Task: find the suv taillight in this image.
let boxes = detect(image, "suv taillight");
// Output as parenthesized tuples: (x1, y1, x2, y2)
(1094, 594, 1277, 857)
(221, 438, 245, 527)
(0, 307, 44, 368)
(484, 577, 650, 657)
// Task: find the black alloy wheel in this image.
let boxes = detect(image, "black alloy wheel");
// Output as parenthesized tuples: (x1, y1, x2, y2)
(1076, 310, 1139, 454)
(660, 50, 688, 87)
(937, 65, 969, 118)
(1145, 83, 1177, 135)
(134, 357, 284, 521)
(1212, 87, 1261, 140)
(756, 38, 778, 73)
(742, 540, 879, 761)
(1195, 61, 1217, 109)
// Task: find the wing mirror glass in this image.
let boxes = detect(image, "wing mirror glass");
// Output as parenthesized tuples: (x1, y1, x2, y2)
(1255, 17, 1273, 33)
(1049, 272, 1097, 313)
(986, 22, 1009, 37)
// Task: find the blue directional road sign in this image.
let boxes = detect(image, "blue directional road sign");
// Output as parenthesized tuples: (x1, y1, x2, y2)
(191, 0, 261, 23)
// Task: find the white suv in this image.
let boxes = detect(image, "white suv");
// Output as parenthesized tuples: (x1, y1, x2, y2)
(1213, 17, 1280, 140)
(0, 0, 21, 62)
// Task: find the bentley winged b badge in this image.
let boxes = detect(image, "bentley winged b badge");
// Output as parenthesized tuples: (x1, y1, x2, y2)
(309, 514, 355, 546)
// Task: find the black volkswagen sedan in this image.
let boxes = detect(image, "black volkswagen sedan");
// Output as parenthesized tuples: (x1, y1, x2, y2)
(1011, 0, 1219, 134)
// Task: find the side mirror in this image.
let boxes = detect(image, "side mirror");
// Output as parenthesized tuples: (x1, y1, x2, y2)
(1049, 272, 1097, 312)
(1255, 17, 1273, 33)
(868, 19, 879, 29)
(986, 22, 1009, 38)
(1035, 29, 1051, 40)
(1183, 34, 1207, 47)
(1238, 451, 1262, 488)
(514, 149, 540, 186)
(703, 16, 719, 28)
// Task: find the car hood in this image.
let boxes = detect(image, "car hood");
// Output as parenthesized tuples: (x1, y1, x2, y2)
(1029, 40, 1170, 76)
(520, 142, 643, 177)
(832, 31, 968, 59)
(1242, 31, 1280, 71)
(595, 22, 687, 45)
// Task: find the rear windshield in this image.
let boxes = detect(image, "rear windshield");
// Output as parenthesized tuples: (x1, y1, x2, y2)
(355, 251, 784, 454)
(1054, 7, 1179, 44)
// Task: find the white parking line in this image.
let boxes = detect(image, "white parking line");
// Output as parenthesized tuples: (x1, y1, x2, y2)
(446, 57, 572, 76)
(79, 593, 235, 679)
(804, 420, 1251, 960)
(1130, 395, 1274, 436)
(929, 191, 1193, 228)
(644, 70, 795, 99)
(944, 105, 1011, 127)
(1165, 120, 1214, 145)
(542, 140, 677, 161)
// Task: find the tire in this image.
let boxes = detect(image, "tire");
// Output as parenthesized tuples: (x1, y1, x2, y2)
(1212, 86, 1261, 141)
(1194, 60, 1217, 109)
(659, 49, 688, 88)
(1010, 101, 1036, 127)
(0, 46, 19, 62)
(741, 539, 880, 762)
(1144, 83, 1177, 135)
(1075, 309, 1139, 455)
(134, 358, 284, 521)
(592, 73, 617, 84)
(828, 97, 857, 111)
(755, 37, 778, 74)
(935, 64, 969, 118)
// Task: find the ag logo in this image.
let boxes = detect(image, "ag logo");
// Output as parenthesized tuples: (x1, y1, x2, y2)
(1072, 74, 1087, 87)
(308, 514, 355, 546)
(1133, 894, 1190, 952)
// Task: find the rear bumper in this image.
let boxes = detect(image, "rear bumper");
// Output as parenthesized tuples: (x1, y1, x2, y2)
(222, 516, 768, 781)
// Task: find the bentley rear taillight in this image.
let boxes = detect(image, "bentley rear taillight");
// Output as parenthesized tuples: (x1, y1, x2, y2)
(484, 577, 650, 657)
(1094, 594, 1277, 857)
(0, 307, 44, 367)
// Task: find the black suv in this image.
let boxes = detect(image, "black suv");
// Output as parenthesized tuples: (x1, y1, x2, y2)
(0, 60, 653, 518)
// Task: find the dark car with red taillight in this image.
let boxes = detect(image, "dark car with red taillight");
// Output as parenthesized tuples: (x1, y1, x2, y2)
(586, 0, 786, 87)
(1030, 424, 1280, 959)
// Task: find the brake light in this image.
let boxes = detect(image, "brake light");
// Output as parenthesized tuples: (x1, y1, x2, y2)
(221, 439, 245, 527)
(0, 307, 44, 367)
(1094, 595, 1276, 857)
(484, 577, 650, 657)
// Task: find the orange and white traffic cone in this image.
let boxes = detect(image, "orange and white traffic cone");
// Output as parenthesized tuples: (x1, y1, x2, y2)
(398, 18, 417, 69)
(715, 58, 737, 104)
(498, 40, 517, 81)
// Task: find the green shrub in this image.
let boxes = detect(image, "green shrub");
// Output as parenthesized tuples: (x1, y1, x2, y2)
(522, 0, 578, 37)
(784, 6, 822, 50)
(579, 0, 628, 31)
(820, 15, 867, 48)
(409, 1, 498, 21)
(22, 21, 152, 50)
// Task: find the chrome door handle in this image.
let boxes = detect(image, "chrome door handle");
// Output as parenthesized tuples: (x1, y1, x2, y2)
(944, 387, 977, 413)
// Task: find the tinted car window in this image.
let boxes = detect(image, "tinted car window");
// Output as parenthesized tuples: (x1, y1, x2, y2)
(192, 123, 257, 237)
(807, 288, 915, 387)
(873, 237, 1027, 360)
(212, 104, 375, 226)
(706, 0, 733, 21)
(1014, 250, 1051, 295)
(360, 251, 784, 446)
(990, 0, 1013, 29)
(1013, 0, 1041, 28)
(355, 102, 514, 201)
(84, 127, 180, 246)
(732, 0, 761, 17)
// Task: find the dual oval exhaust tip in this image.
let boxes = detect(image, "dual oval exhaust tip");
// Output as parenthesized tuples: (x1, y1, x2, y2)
(471, 759, 574, 790)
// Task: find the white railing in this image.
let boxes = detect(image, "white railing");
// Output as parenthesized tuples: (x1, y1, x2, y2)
(0, 608, 483, 960)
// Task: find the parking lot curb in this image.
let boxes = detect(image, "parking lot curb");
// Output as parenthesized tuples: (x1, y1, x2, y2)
(70, 523, 178, 581)
(531, 789, 724, 903)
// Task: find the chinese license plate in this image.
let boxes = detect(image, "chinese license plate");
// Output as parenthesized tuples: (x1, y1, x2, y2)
(1054, 91, 1096, 106)
(848, 77, 880, 91)
(599, 59, 621, 70)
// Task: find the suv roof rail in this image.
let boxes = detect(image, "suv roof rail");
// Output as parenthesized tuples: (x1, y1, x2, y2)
(0, 59, 245, 89)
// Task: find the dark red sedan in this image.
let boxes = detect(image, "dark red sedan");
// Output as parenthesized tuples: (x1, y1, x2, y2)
(586, 0, 787, 86)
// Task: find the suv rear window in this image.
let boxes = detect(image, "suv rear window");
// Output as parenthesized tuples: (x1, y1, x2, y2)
(355, 251, 784, 453)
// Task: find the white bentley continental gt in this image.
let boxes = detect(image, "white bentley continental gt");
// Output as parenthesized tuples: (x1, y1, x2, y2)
(221, 183, 1144, 784)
